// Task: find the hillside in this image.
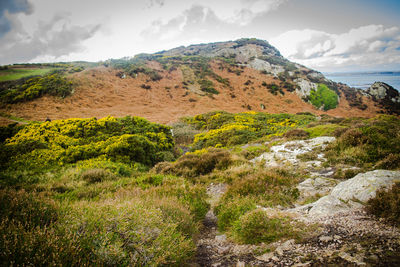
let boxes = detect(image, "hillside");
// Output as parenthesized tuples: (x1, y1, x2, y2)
(1, 39, 400, 266)
(0, 38, 397, 125)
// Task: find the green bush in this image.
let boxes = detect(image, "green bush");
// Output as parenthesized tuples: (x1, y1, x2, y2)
(0, 73, 73, 103)
(365, 182, 400, 226)
(325, 115, 400, 168)
(309, 84, 338, 110)
(65, 197, 195, 266)
(215, 169, 300, 234)
(2, 116, 174, 171)
(80, 168, 116, 184)
(187, 111, 316, 149)
(199, 79, 219, 94)
(214, 197, 256, 231)
(232, 209, 299, 244)
(155, 148, 233, 178)
(0, 189, 58, 228)
(305, 124, 345, 137)
(283, 129, 310, 139)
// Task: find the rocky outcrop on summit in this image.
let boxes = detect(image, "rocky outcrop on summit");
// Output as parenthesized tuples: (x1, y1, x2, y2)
(366, 82, 400, 114)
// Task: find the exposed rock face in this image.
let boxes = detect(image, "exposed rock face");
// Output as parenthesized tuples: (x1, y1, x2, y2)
(251, 136, 335, 168)
(294, 78, 317, 99)
(366, 82, 400, 114)
(248, 58, 284, 75)
(296, 170, 400, 217)
(297, 177, 339, 198)
(367, 82, 400, 102)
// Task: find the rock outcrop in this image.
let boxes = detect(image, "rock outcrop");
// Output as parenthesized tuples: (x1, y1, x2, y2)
(296, 170, 400, 217)
(366, 82, 400, 114)
(251, 136, 335, 168)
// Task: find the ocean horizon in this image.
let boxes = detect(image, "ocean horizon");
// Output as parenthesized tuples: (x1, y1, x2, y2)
(324, 71, 400, 91)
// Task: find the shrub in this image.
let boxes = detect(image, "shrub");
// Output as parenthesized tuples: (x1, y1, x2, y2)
(186, 111, 316, 149)
(232, 209, 300, 244)
(305, 124, 345, 138)
(365, 182, 400, 226)
(157, 148, 233, 178)
(283, 129, 310, 139)
(0, 73, 73, 103)
(3, 116, 174, 171)
(214, 197, 256, 231)
(80, 168, 116, 184)
(0, 220, 92, 266)
(309, 84, 338, 111)
(171, 121, 203, 145)
(199, 79, 219, 94)
(375, 154, 400, 170)
(325, 115, 400, 168)
(0, 189, 58, 228)
(240, 145, 268, 160)
(63, 197, 195, 266)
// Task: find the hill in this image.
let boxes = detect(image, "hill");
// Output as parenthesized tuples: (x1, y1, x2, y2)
(0, 38, 398, 125)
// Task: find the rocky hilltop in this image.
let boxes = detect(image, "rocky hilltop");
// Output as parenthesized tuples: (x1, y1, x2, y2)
(366, 82, 400, 114)
(0, 38, 398, 125)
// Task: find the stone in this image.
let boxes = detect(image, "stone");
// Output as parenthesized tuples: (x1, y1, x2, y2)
(297, 177, 338, 198)
(366, 82, 400, 102)
(236, 261, 245, 267)
(297, 170, 400, 217)
(319, 236, 333, 242)
(256, 252, 274, 262)
(215, 234, 227, 244)
(252, 137, 335, 167)
(294, 78, 317, 98)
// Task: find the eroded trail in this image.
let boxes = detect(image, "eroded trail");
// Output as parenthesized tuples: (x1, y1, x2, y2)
(190, 183, 259, 267)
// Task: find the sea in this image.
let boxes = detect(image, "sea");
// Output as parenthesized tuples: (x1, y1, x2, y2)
(324, 71, 400, 91)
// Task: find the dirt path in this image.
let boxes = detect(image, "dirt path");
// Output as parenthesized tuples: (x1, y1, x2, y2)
(190, 183, 260, 267)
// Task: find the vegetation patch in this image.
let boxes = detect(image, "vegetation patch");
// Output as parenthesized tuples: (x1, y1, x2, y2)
(1, 116, 174, 172)
(365, 182, 400, 226)
(0, 67, 55, 82)
(325, 115, 400, 168)
(185, 111, 316, 149)
(0, 72, 73, 103)
(232, 209, 303, 244)
(309, 84, 338, 111)
(154, 148, 233, 179)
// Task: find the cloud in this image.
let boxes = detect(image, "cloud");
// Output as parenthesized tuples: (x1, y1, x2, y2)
(0, 0, 33, 37)
(141, 5, 227, 42)
(141, 0, 288, 45)
(146, 0, 165, 8)
(270, 25, 400, 71)
(0, 12, 101, 64)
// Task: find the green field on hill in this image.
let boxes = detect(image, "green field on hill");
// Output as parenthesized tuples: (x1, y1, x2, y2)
(0, 67, 55, 82)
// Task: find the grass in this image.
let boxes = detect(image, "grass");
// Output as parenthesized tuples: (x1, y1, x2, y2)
(0, 68, 54, 82)
(1, 111, 399, 264)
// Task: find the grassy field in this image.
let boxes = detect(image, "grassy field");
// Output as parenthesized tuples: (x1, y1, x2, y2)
(0, 68, 54, 82)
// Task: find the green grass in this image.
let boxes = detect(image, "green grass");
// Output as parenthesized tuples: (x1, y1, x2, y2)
(0, 68, 54, 82)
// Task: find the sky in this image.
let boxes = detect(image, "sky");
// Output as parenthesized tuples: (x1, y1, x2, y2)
(1, 0, 400, 72)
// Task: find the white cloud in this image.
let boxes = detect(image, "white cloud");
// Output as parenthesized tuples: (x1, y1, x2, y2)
(270, 25, 400, 71)
(0, 12, 101, 64)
